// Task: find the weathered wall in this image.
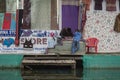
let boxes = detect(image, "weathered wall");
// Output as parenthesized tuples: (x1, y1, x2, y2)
(6, 0, 17, 13)
(31, 0, 51, 30)
(83, 54, 120, 68)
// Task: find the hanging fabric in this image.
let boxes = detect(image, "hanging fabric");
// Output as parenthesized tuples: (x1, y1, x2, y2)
(62, 0, 79, 33)
(62, 0, 87, 33)
(119, 0, 120, 11)
(81, 4, 87, 33)
(94, 0, 103, 10)
(2, 13, 11, 30)
(10, 13, 16, 30)
(106, 0, 116, 11)
(82, 0, 91, 10)
(22, 0, 31, 29)
(78, 2, 83, 31)
(78, 2, 87, 33)
(114, 13, 120, 33)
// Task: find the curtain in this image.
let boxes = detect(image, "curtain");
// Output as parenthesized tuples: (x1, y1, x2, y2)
(62, 0, 79, 33)
(62, 0, 86, 33)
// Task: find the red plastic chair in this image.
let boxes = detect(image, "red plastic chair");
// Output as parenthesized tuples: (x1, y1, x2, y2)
(86, 38, 99, 53)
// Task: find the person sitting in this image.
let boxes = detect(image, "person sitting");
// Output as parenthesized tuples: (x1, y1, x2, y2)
(60, 28, 68, 39)
(71, 29, 82, 54)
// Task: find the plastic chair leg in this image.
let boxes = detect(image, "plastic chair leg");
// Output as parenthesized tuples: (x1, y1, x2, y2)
(87, 47, 89, 53)
(95, 47, 97, 53)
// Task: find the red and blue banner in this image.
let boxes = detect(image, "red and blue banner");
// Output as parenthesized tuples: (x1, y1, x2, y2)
(0, 13, 16, 30)
(2, 13, 11, 30)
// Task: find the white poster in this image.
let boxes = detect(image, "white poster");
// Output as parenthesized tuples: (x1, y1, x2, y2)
(0, 30, 59, 54)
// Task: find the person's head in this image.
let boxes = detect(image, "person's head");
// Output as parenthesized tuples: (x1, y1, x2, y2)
(66, 27, 73, 37)
(60, 28, 68, 37)
(67, 27, 71, 31)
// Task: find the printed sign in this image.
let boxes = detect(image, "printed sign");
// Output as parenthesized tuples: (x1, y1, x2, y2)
(0, 30, 59, 54)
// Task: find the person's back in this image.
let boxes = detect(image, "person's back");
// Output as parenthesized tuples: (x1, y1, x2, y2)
(60, 28, 67, 39)
(66, 28, 73, 37)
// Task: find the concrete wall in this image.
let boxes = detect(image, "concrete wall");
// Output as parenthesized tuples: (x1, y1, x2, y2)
(83, 54, 120, 68)
(83, 69, 120, 80)
(0, 69, 22, 80)
(31, 0, 51, 30)
(0, 54, 23, 68)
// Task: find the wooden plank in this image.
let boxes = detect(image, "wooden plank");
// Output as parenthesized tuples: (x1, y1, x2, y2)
(22, 60, 76, 64)
(23, 54, 83, 61)
(22, 59, 76, 69)
(22, 76, 81, 80)
(23, 57, 82, 60)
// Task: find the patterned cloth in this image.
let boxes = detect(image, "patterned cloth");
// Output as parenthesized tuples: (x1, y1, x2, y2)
(106, 0, 116, 11)
(94, 0, 103, 10)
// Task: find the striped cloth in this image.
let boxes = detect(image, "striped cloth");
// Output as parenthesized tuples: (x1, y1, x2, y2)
(0, 13, 16, 30)
(2, 13, 11, 30)
(106, 0, 116, 11)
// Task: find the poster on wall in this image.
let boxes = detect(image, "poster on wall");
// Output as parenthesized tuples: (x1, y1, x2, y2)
(0, 30, 59, 54)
